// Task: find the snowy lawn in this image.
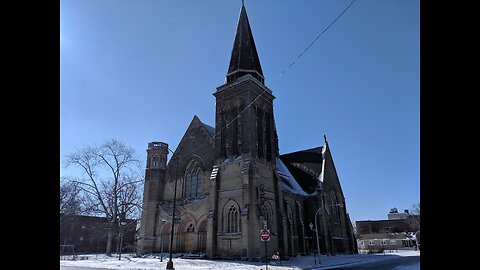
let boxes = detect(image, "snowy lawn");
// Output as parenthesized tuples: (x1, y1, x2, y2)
(60, 250, 419, 270)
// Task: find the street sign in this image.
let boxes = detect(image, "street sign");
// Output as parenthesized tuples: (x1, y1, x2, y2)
(261, 229, 270, 241)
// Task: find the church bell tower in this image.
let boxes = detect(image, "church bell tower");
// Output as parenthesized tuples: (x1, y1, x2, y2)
(208, 2, 286, 261)
(214, 2, 279, 163)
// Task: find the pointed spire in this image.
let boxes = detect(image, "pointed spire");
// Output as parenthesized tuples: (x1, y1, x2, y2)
(226, 2, 264, 84)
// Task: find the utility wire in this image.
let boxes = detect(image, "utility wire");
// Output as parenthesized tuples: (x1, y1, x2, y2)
(168, 0, 357, 162)
(276, 0, 357, 81)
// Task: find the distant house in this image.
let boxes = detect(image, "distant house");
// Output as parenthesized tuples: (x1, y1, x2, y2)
(60, 214, 137, 254)
(356, 208, 419, 253)
(356, 232, 417, 253)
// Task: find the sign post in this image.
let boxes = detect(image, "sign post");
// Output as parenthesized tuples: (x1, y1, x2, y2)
(261, 229, 270, 270)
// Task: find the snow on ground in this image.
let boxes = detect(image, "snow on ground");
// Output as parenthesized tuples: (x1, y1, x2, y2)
(60, 250, 419, 270)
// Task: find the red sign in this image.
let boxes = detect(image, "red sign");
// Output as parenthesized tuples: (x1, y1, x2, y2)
(261, 229, 270, 241)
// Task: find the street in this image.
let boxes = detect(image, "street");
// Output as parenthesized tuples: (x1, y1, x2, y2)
(313, 255, 420, 270)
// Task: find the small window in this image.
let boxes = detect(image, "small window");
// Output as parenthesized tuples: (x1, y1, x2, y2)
(368, 240, 374, 246)
(186, 223, 194, 233)
(359, 240, 364, 246)
(287, 208, 293, 223)
(390, 240, 396, 245)
(381, 239, 388, 245)
(152, 156, 159, 167)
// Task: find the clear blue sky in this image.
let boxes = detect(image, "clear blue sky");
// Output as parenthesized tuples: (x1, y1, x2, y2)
(60, 0, 419, 224)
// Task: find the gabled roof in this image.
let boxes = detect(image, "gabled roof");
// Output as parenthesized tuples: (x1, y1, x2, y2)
(201, 121, 215, 138)
(167, 115, 214, 166)
(227, 3, 263, 80)
(280, 146, 324, 169)
(275, 157, 308, 197)
(280, 147, 324, 193)
(193, 115, 215, 139)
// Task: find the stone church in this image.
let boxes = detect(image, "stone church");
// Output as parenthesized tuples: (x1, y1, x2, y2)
(138, 3, 357, 260)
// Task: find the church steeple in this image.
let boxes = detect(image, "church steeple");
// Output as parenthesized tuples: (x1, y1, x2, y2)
(215, 1, 276, 163)
(226, 2, 264, 84)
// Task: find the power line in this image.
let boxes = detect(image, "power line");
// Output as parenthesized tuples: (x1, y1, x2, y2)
(276, 0, 357, 81)
(168, 0, 357, 162)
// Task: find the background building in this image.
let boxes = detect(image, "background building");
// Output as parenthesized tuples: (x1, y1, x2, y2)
(356, 208, 420, 253)
(60, 214, 137, 255)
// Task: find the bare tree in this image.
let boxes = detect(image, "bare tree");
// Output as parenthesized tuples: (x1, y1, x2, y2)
(410, 202, 420, 215)
(64, 138, 143, 256)
(60, 178, 83, 221)
(410, 202, 420, 231)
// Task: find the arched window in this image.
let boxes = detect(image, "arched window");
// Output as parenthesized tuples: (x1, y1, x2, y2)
(184, 161, 203, 198)
(265, 111, 272, 162)
(287, 207, 293, 224)
(152, 155, 159, 167)
(196, 169, 202, 195)
(147, 157, 151, 168)
(184, 172, 192, 197)
(256, 107, 264, 159)
(330, 190, 340, 224)
(227, 205, 239, 233)
(287, 205, 296, 236)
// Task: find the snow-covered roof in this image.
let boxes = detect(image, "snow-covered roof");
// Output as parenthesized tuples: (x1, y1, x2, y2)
(318, 144, 327, 183)
(279, 146, 326, 193)
(276, 157, 308, 197)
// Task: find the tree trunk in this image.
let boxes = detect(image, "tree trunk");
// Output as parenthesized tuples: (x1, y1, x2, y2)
(116, 232, 121, 254)
(106, 230, 113, 255)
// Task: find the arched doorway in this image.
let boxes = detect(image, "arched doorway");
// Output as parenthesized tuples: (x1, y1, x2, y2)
(177, 217, 194, 253)
(160, 222, 172, 254)
(184, 223, 195, 252)
(197, 219, 207, 253)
